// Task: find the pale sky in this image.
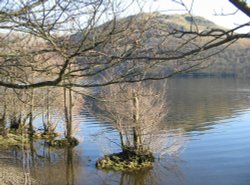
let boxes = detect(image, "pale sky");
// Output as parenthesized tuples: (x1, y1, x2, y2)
(133, 0, 250, 32)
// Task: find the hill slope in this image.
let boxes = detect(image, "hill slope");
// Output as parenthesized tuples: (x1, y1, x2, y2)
(72, 12, 250, 77)
(132, 13, 250, 77)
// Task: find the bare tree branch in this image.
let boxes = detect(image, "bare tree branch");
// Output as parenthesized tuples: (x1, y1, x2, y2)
(229, 0, 250, 18)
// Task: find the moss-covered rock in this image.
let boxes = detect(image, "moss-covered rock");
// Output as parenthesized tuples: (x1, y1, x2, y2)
(96, 150, 155, 171)
(0, 131, 79, 149)
(48, 137, 79, 147)
(0, 133, 28, 147)
(33, 132, 60, 140)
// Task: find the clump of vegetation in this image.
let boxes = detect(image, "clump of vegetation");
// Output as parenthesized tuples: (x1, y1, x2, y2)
(91, 82, 169, 171)
(0, 77, 83, 149)
(0, 133, 28, 147)
(48, 137, 79, 147)
(96, 149, 154, 171)
(33, 132, 60, 140)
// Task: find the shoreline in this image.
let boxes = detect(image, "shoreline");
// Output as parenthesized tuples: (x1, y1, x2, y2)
(0, 156, 41, 185)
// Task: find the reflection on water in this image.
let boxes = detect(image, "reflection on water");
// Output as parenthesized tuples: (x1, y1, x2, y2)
(167, 78, 250, 132)
(1, 77, 250, 185)
(66, 147, 75, 185)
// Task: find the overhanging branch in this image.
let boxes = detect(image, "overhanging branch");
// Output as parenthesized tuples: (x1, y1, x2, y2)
(229, 0, 250, 18)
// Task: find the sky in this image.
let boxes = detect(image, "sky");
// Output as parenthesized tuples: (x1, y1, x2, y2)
(139, 0, 250, 32)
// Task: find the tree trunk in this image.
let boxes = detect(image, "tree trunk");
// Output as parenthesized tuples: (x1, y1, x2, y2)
(132, 90, 142, 153)
(10, 92, 19, 130)
(119, 131, 125, 151)
(0, 88, 7, 137)
(68, 88, 73, 139)
(46, 88, 52, 133)
(64, 87, 73, 139)
(28, 88, 34, 135)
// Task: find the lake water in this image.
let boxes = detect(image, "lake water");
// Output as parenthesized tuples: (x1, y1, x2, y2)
(2, 77, 250, 185)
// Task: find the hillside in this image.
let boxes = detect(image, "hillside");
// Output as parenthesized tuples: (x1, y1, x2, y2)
(197, 39, 250, 77)
(133, 13, 219, 31)
(130, 13, 250, 77)
(72, 12, 250, 77)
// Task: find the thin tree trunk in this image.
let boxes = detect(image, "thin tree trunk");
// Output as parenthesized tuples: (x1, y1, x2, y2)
(68, 88, 73, 139)
(132, 90, 141, 152)
(28, 88, 34, 135)
(46, 88, 52, 133)
(42, 113, 47, 132)
(119, 131, 125, 151)
(64, 87, 74, 140)
(10, 91, 19, 130)
(0, 88, 7, 136)
(64, 88, 70, 138)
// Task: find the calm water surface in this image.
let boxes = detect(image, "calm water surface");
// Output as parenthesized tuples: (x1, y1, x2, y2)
(2, 77, 250, 185)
